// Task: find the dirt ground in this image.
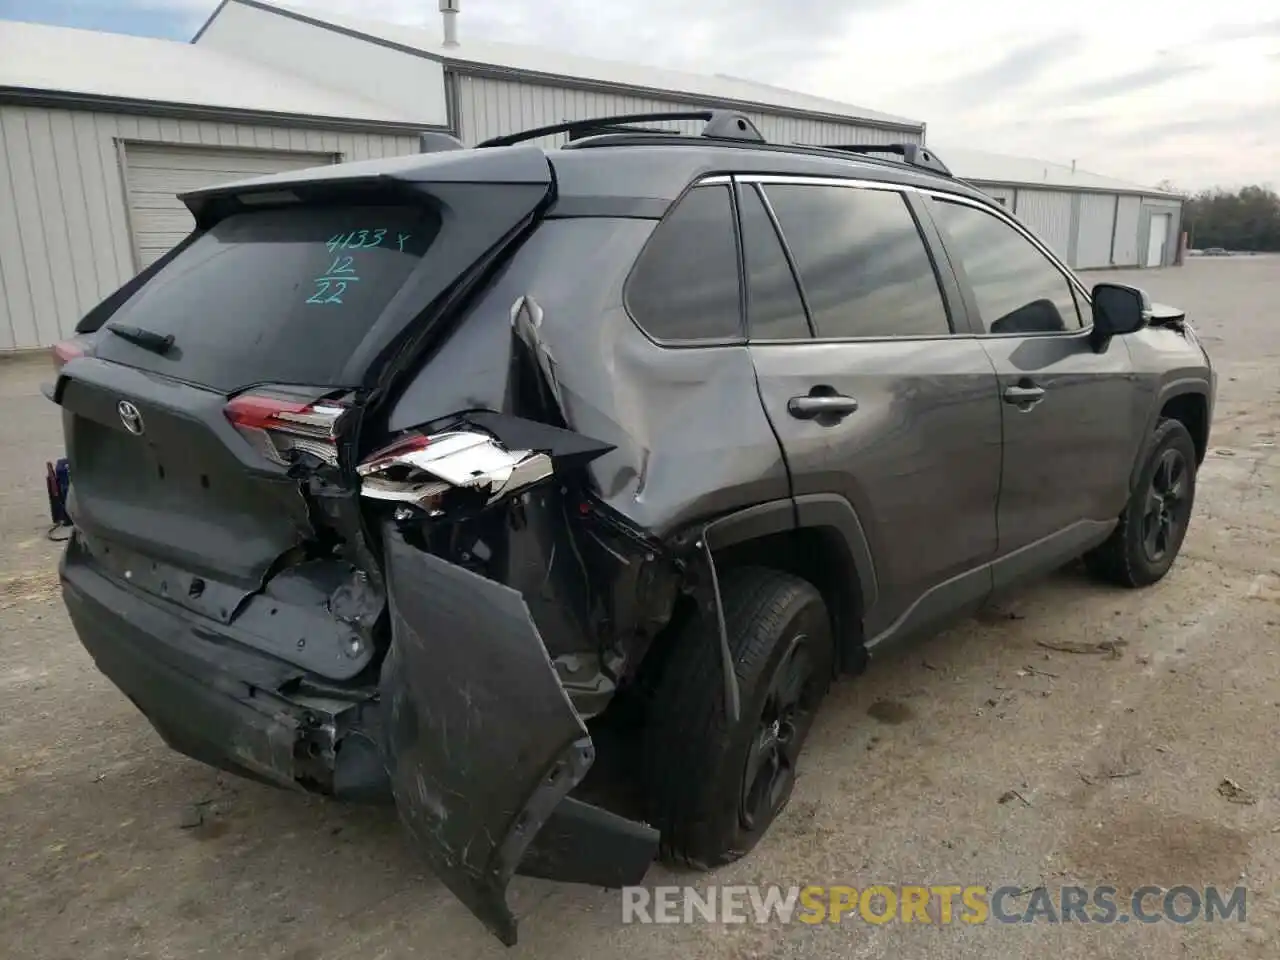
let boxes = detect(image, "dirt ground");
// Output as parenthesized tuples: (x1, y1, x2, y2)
(2, 256, 1278, 960)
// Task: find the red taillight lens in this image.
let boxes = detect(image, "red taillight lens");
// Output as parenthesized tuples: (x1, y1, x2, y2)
(357, 433, 432, 476)
(224, 391, 349, 466)
(52, 339, 87, 373)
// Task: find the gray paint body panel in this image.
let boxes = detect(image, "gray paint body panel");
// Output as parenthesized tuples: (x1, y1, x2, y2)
(978, 332, 1141, 545)
(750, 337, 1003, 639)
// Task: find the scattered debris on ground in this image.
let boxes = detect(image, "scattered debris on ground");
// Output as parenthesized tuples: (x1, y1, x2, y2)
(1016, 665, 1058, 679)
(997, 789, 1032, 807)
(1078, 768, 1142, 786)
(1217, 777, 1258, 805)
(1035, 639, 1128, 658)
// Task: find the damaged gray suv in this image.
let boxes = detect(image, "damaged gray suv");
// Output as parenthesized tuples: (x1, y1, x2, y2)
(51, 111, 1215, 944)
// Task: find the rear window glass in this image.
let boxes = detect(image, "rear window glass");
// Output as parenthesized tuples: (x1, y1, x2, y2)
(96, 204, 440, 391)
(625, 185, 742, 342)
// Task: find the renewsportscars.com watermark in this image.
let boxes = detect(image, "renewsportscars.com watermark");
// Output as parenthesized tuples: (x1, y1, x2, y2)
(622, 885, 1247, 926)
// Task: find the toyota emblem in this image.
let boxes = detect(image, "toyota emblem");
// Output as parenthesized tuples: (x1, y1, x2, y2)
(117, 400, 144, 435)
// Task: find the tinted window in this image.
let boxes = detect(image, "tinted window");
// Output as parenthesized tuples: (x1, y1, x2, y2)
(627, 185, 741, 341)
(932, 200, 1082, 334)
(764, 184, 950, 339)
(739, 185, 809, 340)
(95, 204, 439, 391)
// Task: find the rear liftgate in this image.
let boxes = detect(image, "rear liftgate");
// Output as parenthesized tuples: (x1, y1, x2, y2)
(363, 416, 662, 944)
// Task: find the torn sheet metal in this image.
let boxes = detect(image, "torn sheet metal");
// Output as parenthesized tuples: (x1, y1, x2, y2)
(379, 529, 656, 944)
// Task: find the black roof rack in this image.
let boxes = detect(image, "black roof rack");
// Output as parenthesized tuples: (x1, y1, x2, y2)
(476, 109, 954, 180)
(476, 110, 766, 148)
(815, 143, 952, 177)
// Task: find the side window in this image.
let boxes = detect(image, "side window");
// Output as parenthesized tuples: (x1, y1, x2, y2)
(763, 184, 951, 339)
(931, 199, 1082, 334)
(739, 184, 810, 340)
(626, 184, 741, 341)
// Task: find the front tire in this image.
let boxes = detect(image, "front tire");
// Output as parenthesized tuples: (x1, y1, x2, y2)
(641, 567, 834, 867)
(1085, 418, 1198, 587)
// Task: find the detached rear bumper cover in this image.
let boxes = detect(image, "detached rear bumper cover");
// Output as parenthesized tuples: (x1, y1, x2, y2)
(380, 531, 656, 945)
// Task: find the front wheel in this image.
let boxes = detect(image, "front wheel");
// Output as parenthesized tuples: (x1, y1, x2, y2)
(641, 567, 835, 867)
(1085, 418, 1198, 587)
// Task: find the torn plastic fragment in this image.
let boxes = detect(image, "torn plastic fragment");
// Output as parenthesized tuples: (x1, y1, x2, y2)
(357, 429, 553, 508)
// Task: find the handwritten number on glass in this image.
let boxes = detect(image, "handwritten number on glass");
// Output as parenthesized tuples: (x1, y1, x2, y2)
(325, 229, 400, 252)
(306, 279, 351, 304)
(309, 228, 412, 304)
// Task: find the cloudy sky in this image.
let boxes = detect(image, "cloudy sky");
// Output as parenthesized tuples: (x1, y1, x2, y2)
(2, 0, 1277, 189)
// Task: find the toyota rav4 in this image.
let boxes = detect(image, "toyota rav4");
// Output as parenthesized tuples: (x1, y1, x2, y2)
(50, 111, 1214, 945)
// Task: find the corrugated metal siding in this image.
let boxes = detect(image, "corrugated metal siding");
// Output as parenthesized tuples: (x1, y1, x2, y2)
(124, 143, 334, 268)
(977, 185, 1015, 208)
(0, 104, 419, 350)
(1112, 196, 1142, 266)
(1075, 193, 1117, 269)
(451, 73, 915, 149)
(1013, 189, 1074, 261)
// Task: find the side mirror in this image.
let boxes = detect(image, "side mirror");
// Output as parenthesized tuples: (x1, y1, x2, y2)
(1090, 283, 1150, 338)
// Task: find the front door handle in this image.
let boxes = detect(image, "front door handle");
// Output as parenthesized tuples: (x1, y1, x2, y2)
(788, 394, 859, 420)
(1003, 384, 1046, 406)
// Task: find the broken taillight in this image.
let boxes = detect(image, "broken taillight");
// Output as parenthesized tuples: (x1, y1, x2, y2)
(223, 391, 349, 466)
(357, 430, 553, 511)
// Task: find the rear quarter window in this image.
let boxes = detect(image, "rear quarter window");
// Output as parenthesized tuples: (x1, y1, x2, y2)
(95, 204, 440, 391)
(625, 185, 742, 342)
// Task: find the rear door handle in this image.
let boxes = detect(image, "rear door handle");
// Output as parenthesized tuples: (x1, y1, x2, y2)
(1002, 384, 1045, 405)
(788, 395, 859, 420)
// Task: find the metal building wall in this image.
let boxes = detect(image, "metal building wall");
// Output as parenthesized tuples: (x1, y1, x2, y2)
(1075, 193, 1119, 268)
(1013, 189, 1075, 261)
(1111, 196, 1143, 266)
(0, 104, 420, 351)
(977, 185, 1015, 208)
(450, 73, 917, 148)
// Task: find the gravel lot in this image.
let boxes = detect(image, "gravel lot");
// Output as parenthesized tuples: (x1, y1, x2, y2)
(2, 256, 1277, 960)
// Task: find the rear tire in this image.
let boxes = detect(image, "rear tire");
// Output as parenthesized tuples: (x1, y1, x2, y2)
(1084, 418, 1198, 587)
(641, 567, 834, 867)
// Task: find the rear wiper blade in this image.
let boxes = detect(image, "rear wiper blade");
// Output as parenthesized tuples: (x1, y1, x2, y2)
(105, 321, 175, 354)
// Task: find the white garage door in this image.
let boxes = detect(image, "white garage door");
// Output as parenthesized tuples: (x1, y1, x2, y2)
(1146, 213, 1171, 267)
(123, 143, 335, 269)
(1075, 194, 1117, 269)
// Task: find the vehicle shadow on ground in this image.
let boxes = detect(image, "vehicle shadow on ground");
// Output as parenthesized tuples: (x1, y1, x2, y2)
(6, 562, 1128, 959)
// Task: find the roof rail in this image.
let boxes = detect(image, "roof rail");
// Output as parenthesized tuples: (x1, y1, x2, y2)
(476, 110, 766, 148)
(816, 143, 952, 177)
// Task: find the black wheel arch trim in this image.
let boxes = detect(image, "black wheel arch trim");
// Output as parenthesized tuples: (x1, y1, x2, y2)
(1130, 378, 1211, 490)
(698, 493, 880, 626)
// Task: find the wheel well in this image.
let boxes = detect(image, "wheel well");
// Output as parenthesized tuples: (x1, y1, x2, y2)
(712, 527, 865, 673)
(1161, 392, 1208, 464)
